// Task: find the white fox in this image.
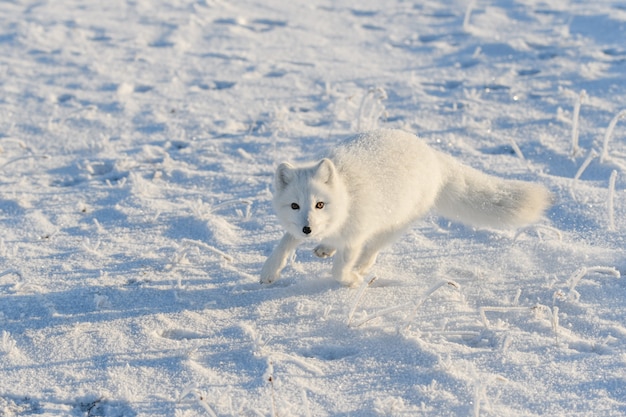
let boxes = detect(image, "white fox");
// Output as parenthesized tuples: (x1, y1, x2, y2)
(260, 129, 551, 286)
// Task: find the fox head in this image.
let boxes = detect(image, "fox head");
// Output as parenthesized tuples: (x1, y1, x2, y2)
(272, 158, 349, 239)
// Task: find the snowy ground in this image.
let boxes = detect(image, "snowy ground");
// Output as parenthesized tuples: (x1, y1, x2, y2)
(1, 0, 625, 415)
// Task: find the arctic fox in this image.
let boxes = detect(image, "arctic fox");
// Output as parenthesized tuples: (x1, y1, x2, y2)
(260, 129, 551, 286)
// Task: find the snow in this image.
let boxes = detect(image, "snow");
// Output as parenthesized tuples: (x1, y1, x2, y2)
(0, 0, 625, 415)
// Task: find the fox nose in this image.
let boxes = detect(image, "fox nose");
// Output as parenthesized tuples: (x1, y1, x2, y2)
(302, 226, 312, 235)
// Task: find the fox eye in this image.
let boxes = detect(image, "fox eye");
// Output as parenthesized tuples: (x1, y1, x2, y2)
(291, 203, 300, 210)
(315, 202, 325, 209)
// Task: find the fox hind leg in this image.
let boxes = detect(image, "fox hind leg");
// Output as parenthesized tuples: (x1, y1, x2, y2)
(332, 244, 365, 287)
(355, 248, 379, 276)
(354, 229, 407, 276)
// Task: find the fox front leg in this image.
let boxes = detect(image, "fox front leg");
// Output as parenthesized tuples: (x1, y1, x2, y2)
(260, 233, 300, 284)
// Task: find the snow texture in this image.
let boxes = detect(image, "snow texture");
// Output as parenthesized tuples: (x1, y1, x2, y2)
(0, 0, 625, 416)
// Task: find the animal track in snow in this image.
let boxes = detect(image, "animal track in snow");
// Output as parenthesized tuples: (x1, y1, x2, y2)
(301, 345, 359, 361)
(158, 328, 207, 341)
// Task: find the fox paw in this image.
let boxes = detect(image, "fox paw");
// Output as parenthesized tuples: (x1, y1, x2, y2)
(337, 271, 363, 288)
(260, 272, 277, 284)
(314, 245, 336, 258)
(260, 263, 280, 284)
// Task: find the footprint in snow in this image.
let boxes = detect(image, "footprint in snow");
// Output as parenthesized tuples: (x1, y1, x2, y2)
(302, 345, 359, 361)
(158, 329, 207, 341)
(213, 17, 287, 32)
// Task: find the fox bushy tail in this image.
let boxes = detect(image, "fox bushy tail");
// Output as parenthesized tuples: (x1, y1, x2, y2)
(434, 153, 551, 229)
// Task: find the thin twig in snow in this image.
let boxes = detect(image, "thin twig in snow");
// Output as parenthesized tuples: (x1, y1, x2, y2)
(210, 199, 253, 219)
(513, 225, 562, 242)
(82, 238, 102, 256)
(585, 266, 621, 277)
(570, 90, 587, 158)
(508, 137, 525, 160)
(177, 383, 218, 417)
(566, 267, 588, 300)
(271, 352, 324, 376)
(194, 392, 218, 417)
(423, 330, 481, 339)
(570, 149, 598, 201)
(350, 301, 410, 328)
(500, 334, 513, 354)
(356, 87, 387, 131)
(479, 306, 531, 329)
(0, 154, 50, 171)
(222, 262, 258, 281)
(165, 246, 197, 271)
(573, 150, 598, 181)
(567, 266, 621, 300)
(93, 218, 105, 234)
(267, 361, 277, 417)
(551, 306, 560, 346)
(1, 331, 17, 355)
(347, 274, 376, 325)
(181, 238, 234, 262)
(0, 137, 32, 152)
(248, 324, 324, 376)
(403, 280, 461, 331)
(473, 382, 485, 417)
(0, 269, 22, 279)
(463, 0, 477, 31)
(607, 170, 618, 231)
(302, 389, 313, 417)
(350, 280, 459, 328)
(600, 109, 626, 163)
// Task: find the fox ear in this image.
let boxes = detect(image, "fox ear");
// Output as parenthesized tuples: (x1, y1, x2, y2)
(314, 158, 336, 184)
(275, 162, 295, 191)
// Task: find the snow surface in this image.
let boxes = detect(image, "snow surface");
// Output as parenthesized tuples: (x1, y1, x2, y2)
(1, 0, 625, 415)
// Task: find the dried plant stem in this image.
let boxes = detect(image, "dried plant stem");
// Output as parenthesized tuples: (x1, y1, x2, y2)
(513, 225, 562, 242)
(350, 280, 459, 328)
(0, 269, 22, 279)
(463, 0, 477, 31)
(356, 87, 387, 131)
(508, 137, 525, 160)
(607, 170, 618, 231)
(268, 361, 277, 417)
(211, 199, 253, 218)
(403, 280, 460, 331)
(570, 90, 587, 158)
(574, 150, 597, 181)
(177, 383, 218, 417)
(302, 389, 312, 417)
(479, 306, 529, 329)
(181, 238, 234, 262)
(567, 266, 621, 300)
(347, 274, 376, 325)
(551, 306, 560, 345)
(600, 109, 626, 163)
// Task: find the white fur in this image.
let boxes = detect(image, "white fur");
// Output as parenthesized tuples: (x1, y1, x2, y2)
(260, 129, 551, 286)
